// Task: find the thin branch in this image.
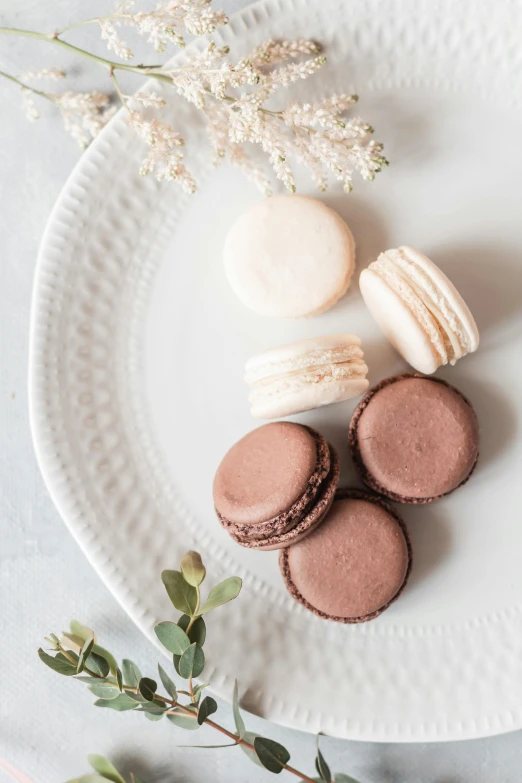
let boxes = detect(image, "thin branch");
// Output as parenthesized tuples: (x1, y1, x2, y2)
(0, 69, 53, 101)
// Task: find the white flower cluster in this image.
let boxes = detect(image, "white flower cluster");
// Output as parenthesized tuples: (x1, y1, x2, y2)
(189, 40, 387, 194)
(128, 110, 196, 193)
(98, 0, 228, 60)
(53, 92, 116, 148)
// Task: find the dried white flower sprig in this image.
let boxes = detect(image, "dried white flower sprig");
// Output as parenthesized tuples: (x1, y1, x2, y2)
(0, 1, 387, 195)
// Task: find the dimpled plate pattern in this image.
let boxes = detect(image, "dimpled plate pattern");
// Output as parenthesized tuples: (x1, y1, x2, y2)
(30, 0, 522, 741)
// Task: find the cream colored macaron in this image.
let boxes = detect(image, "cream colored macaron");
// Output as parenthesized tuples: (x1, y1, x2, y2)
(245, 334, 369, 419)
(359, 246, 479, 374)
(224, 195, 355, 318)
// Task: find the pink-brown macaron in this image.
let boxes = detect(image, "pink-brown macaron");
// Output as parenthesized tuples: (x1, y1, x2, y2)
(349, 374, 479, 504)
(280, 489, 412, 623)
(213, 422, 339, 551)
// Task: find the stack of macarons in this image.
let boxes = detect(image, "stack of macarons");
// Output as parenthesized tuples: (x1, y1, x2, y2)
(210, 193, 482, 623)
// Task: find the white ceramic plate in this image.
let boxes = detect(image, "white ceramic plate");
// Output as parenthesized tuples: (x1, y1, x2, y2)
(30, 0, 522, 742)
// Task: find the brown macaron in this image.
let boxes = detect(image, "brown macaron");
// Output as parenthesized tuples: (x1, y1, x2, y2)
(349, 373, 479, 504)
(280, 489, 412, 623)
(213, 422, 340, 551)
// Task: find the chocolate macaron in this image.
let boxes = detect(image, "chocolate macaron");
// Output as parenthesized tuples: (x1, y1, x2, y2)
(213, 422, 339, 550)
(349, 374, 479, 503)
(280, 489, 412, 623)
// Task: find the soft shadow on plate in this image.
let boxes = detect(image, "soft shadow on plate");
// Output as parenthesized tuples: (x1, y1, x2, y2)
(322, 195, 389, 271)
(401, 505, 453, 594)
(431, 244, 522, 347)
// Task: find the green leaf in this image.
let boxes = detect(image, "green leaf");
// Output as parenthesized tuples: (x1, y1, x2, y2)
(58, 650, 79, 666)
(240, 732, 264, 767)
(167, 712, 200, 730)
(65, 776, 107, 783)
(87, 652, 110, 678)
(77, 636, 95, 674)
(232, 680, 245, 739)
(70, 620, 94, 643)
(335, 775, 362, 783)
(177, 643, 205, 679)
(116, 667, 123, 692)
(126, 691, 147, 703)
(158, 664, 177, 700)
(178, 615, 206, 647)
(144, 711, 164, 721)
(38, 648, 76, 676)
(173, 654, 181, 676)
(122, 659, 141, 688)
(253, 737, 290, 774)
(162, 570, 198, 614)
(199, 577, 242, 614)
(316, 747, 331, 783)
(92, 644, 118, 676)
(138, 677, 157, 701)
(94, 694, 137, 711)
(88, 755, 126, 783)
(192, 682, 209, 704)
(88, 682, 120, 700)
(180, 551, 206, 586)
(154, 622, 190, 655)
(197, 695, 217, 725)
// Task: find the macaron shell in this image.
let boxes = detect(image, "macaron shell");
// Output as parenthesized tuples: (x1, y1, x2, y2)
(359, 268, 441, 374)
(349, 374, 479, 503)
(280, 489, 412, 622)
(242, 445, 340, 551)
(224, 195, 355, 318)
(250, 377, 370, 419)
(400, 247, 479, 352)
(213, 422, 320, 526)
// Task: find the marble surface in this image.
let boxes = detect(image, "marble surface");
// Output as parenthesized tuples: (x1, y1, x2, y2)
(0, 1, 520, 780)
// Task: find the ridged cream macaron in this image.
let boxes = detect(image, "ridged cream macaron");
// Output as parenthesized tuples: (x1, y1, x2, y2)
(224, 195, 355, 318)
(245, 334, 369, 419)
(359, 246, 479, 374)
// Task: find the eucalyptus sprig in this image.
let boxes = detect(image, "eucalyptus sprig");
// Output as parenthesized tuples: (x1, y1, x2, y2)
(40, 550, 360, 783)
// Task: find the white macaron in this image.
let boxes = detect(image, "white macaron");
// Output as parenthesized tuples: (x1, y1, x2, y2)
(224, 195, 355, 318)
(245, 334, 369, 419)
(359, 246, 479, 374)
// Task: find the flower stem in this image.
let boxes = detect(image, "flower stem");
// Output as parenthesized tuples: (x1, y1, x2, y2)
(0, 69, 53, 100)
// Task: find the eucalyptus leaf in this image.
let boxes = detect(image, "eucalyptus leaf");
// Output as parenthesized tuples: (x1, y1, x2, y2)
(167, 712, 200, 731)
(144, 711, 164, 721)
(178, 615, 206, 647)
(65, 776, 107, 783)
(130, 775, 146, 783)
(88, 682, 120, 700)
(177, 742, 239, 749)
(178, 643, 196, 679)
(199, 577, 242, 614)
(122, 658, 141, 688)
(180, 551, 206, 586)
(125, 691, 147, 703)
(240, 732, 264, 768)
(197, 695, 217, 724)
(161, 570, 198, 614)
(38, 648, 76, 676)
(58, 650, 79, 665)
(316, 748, 331, 783)
(92, 644, 118, 676)
(232, 680, 245, 739)
(253, 737, 290, 774)
(173, 654, 181, 676)
(116, 667, 123, 692)
(70, 620, 94, 643)
(192, 645, 205, 678)
(94, 694, 136, 711)
(154, 622, 190, 655)
(77, 636, 95, 674)
(139, 703, 166, 716)
(87, 652, 110, 678)
(158, 664, 177, 700)
(138, 677, 157, 701)
(192, 682, 209, 704)
(335, 775, 362, 783)
(88, 755, 125, 783)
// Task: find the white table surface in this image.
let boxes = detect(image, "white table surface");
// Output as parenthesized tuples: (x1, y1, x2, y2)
(0, 1, 520, 780)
